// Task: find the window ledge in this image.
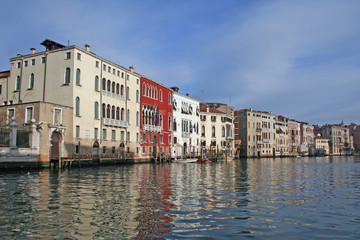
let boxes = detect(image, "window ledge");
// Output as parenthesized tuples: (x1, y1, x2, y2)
(27, 88, 33, 91)
(13, 90, 20, 92)
(62, 83, 70, 86)
(75, 84, 82, 87)
(75, 115, 81, 118)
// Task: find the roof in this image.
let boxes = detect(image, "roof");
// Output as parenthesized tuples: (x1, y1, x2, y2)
(0, 70, 10, 78)
(200, 103, 226, 114)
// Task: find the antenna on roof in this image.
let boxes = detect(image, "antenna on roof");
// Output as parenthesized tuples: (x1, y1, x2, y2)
(68, 40, 70, 46)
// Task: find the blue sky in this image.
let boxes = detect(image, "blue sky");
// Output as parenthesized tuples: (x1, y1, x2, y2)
(1, 0, 359, 125)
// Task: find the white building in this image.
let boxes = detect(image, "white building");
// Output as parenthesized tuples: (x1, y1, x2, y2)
(171, 87, 200, 158)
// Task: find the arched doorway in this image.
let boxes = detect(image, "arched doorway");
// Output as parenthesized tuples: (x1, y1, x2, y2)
(92, 141, 100, 160)
(183, 142, 187, 157)
(152, 135, 158, 159)
(50, 131, 61, 160)
(119, 142, 125, 160)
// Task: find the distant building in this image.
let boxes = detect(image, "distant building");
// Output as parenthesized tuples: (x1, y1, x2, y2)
(314, 123, 354, 155)
(275, 115, 289, 156)
(0, 70, 10, 108)
(200, 103, 234, 158)
(171, 87, 200, 158)
(299, 122, 314, 155)
(313, 136, 330, 155)
(347, 123, 360, 152)
(235, 109, 276, 157)
(287, 119, 300, 156)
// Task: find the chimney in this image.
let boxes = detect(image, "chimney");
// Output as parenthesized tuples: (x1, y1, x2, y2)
(186, 93, 189, 96)
(170, 86, 179, 92)
(206, 107, 209, 112)
(129, 66, 134, 72)
(17, 54, 22, 57)
(85, 44, 90, 52)
(30, 48, 36, 54)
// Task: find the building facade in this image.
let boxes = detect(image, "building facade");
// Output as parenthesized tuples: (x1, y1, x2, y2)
(200, 103, 234, 158)
(275, 115, 289, 156)
(287, 119, 300, 156)
(313, 137, 330, 155)
(171, 87, 200, 158)
(0, 39, 141, 163)
(140, 77, 173, 160)
(299, 122, 314, 155)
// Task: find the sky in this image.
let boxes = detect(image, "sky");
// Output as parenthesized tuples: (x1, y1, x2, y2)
(0, 0, 359, 125)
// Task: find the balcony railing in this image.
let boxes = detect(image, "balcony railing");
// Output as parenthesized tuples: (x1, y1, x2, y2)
(143, 124, 162, 132)
(102, 90, 125, 101)
(103, 118, 128, 128)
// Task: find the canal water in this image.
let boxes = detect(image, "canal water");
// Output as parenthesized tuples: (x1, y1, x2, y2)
(0, 156, 359, 239)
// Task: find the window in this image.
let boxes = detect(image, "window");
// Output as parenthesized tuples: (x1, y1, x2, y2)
(76, 68, 81, 85)
(168, 93, 171, 105)
(121, 72, 124, 78)
(103, 129, 107, 140)
(127, 109, 130, 122)
(25, 106, 33, 123)
(126, 87, 129, 99)
(112, 130, 116, 140)
(77, 53, 81, 60)
(103, 64, 106, 71)
(42, 57, 45, 64)
(222, 126, 225, 137)
(136, 111, 139, 126)
(76, 125, 80, 138)
(95, 61, 99, 68)
(108, 66, 111, 72)
(121, 131, 125, 141)
(0, 85, 2, 95)
(29, 73, 34, 89)
(24, 60, 28, 67)
(102, 146, 106, 154)
(75, 142, 80, 154)
(126, 74, 129, 80)
(95, 76, 99, 91)
(7, 108, 15, 124)
(127, 132, 130, 141)
(65, 68, 71, 84)
(66, 52, 71, 59)
(136, 90, 139, 102)
(117, 70, 120, 76)
(31, 59, 35, 66)
(94, 101, 99, 119)
(168, 117, 171, 130)
(142, 133, 145, 142)
(15, 76, 21, 91)
(75, 97, 80, 116)
(159, 90, 163, 102)
(137, 79, 139, 84)
(112, 146, 115, 154)
(113, 68, 115, 74)
(102, 78, 106, 90)
(174, 137, 177, 144)
(201, 126, 205, 137)
(169, 136, 171, 145)
(17, 62, 21, 68)
(160, 135, 163, 144)
(54, 108, 62, 125)
(211, 116, 216, 121)
(136, 133, 139, 143)
(94, 128, 98, 139)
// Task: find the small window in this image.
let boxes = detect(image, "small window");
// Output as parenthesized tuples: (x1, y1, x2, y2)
(65, 68, 71, 84)
(121, 72, 124, 78)
(136, 90, 139, 102)
(121, 131, 125, 141)
(75, 97, 80, 116)
(103, 64, 106, 71)
(137, 79, 139, 84)
(112, 146, 115, 154)
(66, 52, 71, 59)
(102, 129, 106, 140)
(94, 76, 99, 91)
(24, 60, 28, 67)
(42, 57, 45, 64)
(94, 128, 98, 139)
(126, 87, 129, 99)
(25, 106, 34, 123)
(112, 130, 116, 140)
(31, 59, 35, 66)
(15, 76, 21, 91)
(29, 73, 34, 89)
(108, 66, 111, 72)
(126, 74, 129, 80)
(17, 62, 21, 68)
(113, 68, 115, 74)
(117, 70, 120, 76)
(0, 85, 2, 95)
(136, 133, 139, 143)
(54, 108, 62, 125)
(76, 68, 81, 85)
(102, 146, 106, 154)
(76, 125, 80, 138)
(77, 53, 81, 60)
(127, 132, 130, 141)
(95, 61, 99, 68)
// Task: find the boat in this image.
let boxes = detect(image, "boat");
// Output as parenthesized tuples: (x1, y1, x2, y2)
(173, 158, 198, 163)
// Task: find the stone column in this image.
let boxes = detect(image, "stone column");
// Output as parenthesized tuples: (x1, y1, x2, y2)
(10, 116, 17, 149)
(30, 119, 40, 152)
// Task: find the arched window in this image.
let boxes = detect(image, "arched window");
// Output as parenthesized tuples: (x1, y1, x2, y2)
(159, 90, 163, 102)
(147, 84, 149, 96)
(116, 107, 120, 120)
(16, 76, 21, 91)
(168, 116, 171, 130)
(126, 87, 129, 99)
(112, 82, 115, 93)
(111, 106, 115, 119)
(202, 126, 205, 136)
(116, 83, 120, 95)
(149, 86, 152, 98)
(102, 78, 106, 90)
(94, 101, 99, 119)
(75, 97, 80, 116)
(173, 118, 177, 131)
(142, 110, 145, 125)
(29, 73, 34, 89)
(65, 68, 70, 84)
(212, 126, 216, 137)
(160, 114, 163, 127)
(95, 76, 99, 91)
(127, 109, 130, 122)
(136, 111, 139, 126)
(107, 80, 111, 92)
(106, 104, 110, 118)
(136, 90, 139, 102)
(121, 85, 124, 96)
(76, 68, 81, 85)
(142, 84, 146, 96)
(102, 103, 106, 118)
(168, 93, 171, 105)
(120, 108, 125, 121)
(152, 87, 155, 99)
(222, 126, 225, 137)
(154, 88, 157, 99)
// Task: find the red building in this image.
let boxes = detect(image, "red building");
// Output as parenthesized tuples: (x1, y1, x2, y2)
(140, 77, 173, 160)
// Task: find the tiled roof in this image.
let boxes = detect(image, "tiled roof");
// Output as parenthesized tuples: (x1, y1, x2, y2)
(200, 103, 226, 114)
(0, 70, 10, 78)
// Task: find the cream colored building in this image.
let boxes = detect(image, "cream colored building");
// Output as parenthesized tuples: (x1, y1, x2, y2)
(299, 122, 314, 155)
(1, 39, 141, 162)
(236, 109, 276, 157)
(275, 115, 289, 156)
(200, 103, 234, 158)
(314, 137, 330, 155)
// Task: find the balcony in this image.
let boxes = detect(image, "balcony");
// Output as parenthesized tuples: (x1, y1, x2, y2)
(102, 90, 125, 101)
(143, 124, 162, 132)
(103, 118, 128, 128)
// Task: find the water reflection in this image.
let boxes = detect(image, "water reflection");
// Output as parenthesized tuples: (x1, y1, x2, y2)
(0, 156, 359, 239)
